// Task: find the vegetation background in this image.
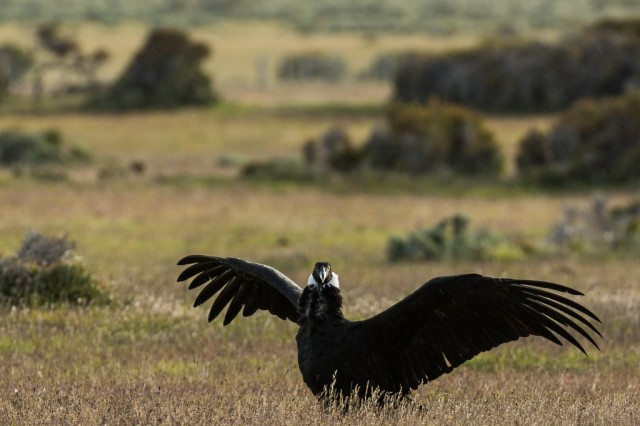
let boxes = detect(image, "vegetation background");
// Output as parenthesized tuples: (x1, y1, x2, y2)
(0, 1, 639, 424)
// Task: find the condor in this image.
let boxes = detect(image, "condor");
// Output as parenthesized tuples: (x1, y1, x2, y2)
(177, 256, 601, 401)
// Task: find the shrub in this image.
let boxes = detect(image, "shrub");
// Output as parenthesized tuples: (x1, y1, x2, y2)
(96, 28, 216, 110)
(549, 196, 640, 252)
(388, 214, 508, 262)
(516, 92, 640, 184)
(393, 18, 640, 111)
(295, 99, 502, 178)
(362, 100, 503, 176)
(0, 129, 90, 167)
(0, 231, 108, 306)
(278, 52, 346, 81)
(302, 126, 361, 172)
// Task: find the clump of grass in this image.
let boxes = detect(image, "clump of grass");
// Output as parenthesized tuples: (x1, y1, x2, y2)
(550, 195, 640, 253)
(388, 213, 521, 262)
(0, 231, 108, 306)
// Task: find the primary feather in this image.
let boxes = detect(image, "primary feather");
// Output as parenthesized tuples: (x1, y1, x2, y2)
(177, 256, 601, 401)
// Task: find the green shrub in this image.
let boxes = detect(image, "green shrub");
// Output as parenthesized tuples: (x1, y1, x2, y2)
(388, 214, 510, 262)
(0, 128, 89, 167)
(0, 231, 108, 306)
(516, 92, 640, 184)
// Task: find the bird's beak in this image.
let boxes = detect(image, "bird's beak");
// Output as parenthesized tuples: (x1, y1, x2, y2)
(318, 266, 329, 284)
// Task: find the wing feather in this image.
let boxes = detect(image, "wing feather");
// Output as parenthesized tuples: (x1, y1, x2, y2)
(348, 274, 601, 389)
(193, 269, 234, 307)
(517, 287, 601, 322)
(242, 290, 261, 317)
(523, 292, 602, 337)
(187, 265, 227, 290)
(224, 282, 252, 325)
(208, 277, 240, 322)
(177, 255, 303, 325)
(524, 299, 600, 348)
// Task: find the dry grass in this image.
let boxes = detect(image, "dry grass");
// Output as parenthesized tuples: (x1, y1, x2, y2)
(0, 179, 639, 424)
(1, 372, 637, 424)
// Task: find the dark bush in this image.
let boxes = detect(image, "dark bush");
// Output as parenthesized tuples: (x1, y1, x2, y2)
(96, 28, 216, 110)
(0, 129, 89, 167)
(516, 92, 640, 184)
(393, 19, 640, 111)
(302, 126, 361, 172)
(0, 231, 108, 306)
(362, 100, 503, 176)
(278, 52, 345, 81)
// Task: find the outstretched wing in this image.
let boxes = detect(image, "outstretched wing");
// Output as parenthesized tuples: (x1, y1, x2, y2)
(348, 274, 601, 393)
(177, 255, 303, 325)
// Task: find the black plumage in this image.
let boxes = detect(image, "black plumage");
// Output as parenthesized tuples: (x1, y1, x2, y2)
(177, 255, 601, 401)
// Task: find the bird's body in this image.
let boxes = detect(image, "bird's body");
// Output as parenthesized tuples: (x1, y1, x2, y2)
(177, 256, 601, 403)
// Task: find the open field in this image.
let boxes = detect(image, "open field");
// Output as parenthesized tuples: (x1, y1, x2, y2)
(1, 160, 639, 424)
(1, 20, 639, 425)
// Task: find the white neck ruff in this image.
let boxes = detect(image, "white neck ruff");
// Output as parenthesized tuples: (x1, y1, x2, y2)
(307, 273, 340, 288)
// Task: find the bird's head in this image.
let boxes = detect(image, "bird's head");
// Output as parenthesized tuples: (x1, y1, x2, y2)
(307, 261, 339, 288)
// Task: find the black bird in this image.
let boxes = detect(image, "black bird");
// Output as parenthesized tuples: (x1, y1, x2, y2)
(177, 256, 601, 402)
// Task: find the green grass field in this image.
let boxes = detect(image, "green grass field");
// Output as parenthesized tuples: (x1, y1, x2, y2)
(0, 21, 639, 425)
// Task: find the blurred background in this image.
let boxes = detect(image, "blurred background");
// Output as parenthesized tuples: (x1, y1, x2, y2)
(0, 1, 639, 423)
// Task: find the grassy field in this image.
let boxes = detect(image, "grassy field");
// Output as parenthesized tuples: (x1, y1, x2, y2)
(1, 21, 639, 425)
(1, 145, 638, 424)
(0, 179, 638, 424)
